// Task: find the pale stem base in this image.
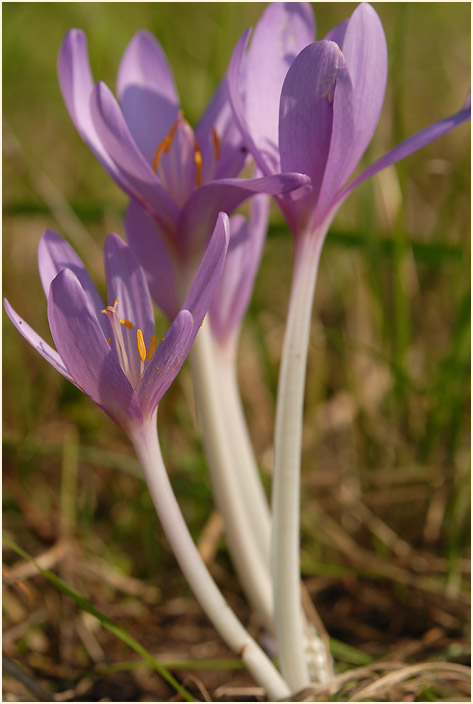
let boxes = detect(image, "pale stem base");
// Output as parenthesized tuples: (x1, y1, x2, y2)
(272, 227, 327, 692)
(189, 324, 273, 630)
(130, 413, 290, 700)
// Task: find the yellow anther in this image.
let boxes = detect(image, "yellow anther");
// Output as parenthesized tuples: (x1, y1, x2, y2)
(152, 112, 182, 172)
(147, 335, 156, 361)
(136, 329, 147, 363)
(106, 337, 111, 346)
(194, 140, 203, 187)
(211, 126, 220, 161)
(120, 319, 134, 329)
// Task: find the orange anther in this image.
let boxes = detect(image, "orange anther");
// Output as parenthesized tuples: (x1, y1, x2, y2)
(147, 335, 156, 361)
(136, 329, 147, 363)
(212, 126, 220, 161)
(194, 140, 203, 187)
(152, 112, 183, 172)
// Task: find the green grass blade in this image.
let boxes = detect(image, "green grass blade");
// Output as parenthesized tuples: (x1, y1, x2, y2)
(3, 535, 196, 702)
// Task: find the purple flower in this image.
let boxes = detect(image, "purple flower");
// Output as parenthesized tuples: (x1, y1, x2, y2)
(228, 2, 470, 241)
(58, 29, 309, 263)
(4, 215, 230, 436)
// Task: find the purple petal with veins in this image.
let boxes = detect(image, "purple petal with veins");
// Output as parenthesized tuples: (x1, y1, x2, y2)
(117, 29, 180, 163)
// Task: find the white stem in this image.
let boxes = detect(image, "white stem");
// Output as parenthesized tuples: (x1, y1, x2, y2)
(214, 344, 272, 567)
(189, 324, 274, 631)
(272, 230, 325, 692)
(130, 415, 290, 701)
(216, 337, 333, 685)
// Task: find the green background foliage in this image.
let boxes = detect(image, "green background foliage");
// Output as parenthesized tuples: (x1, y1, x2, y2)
(3, 3, 471, 700)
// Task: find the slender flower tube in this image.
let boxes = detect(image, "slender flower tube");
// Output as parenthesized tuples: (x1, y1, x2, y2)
(3, 221, 291, 699)
(209, 193, 272, 565)
(228, 1, 471, 691)
(187, 193, 274, 630)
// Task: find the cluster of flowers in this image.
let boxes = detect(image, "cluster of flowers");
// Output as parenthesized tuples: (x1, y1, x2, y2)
(5, 3, 469, 698)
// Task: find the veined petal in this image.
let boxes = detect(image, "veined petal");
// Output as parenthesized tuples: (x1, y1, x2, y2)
(337, 101, 471, 204)
(177, 171, 310, 258)
(136, 309, 195, 420)
(227, 30, 273, 177)
(124, 200, 180, 321)
(91, 81, 179, 233)
(210, 192, 270, 344)
(244, 2, 315, 172)
(38, 230, 106, 333)
(195, 77, 248, 182)
(182, 212, 230, 328)
(313, 47, 355, 226)
(104, 233, 155, 345)
(58, 29, 138, 199)
(117, 30, 180, 164)
(337, 3, 387, 181)
(4, 298, 76, 385)
(279, 41, 346, 211)
(48, 269, 142, 431)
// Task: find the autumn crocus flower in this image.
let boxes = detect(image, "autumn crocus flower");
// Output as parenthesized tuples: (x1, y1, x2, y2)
(228, 1, 470, 692)
(228, 2, 470, 242)
(4, 219, 229, 438)
(58, 28, 309, 272)
(3, 220, 291, 700)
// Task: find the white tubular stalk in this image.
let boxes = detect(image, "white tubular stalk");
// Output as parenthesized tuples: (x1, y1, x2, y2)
(216, 335, 332, 686)
(272, 230, 325, 692)
(213, 342, 272, 567)
(189, 323, 274, 631)
(131, 414, 290, 701)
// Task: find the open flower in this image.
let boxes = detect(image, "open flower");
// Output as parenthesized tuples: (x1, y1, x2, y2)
(58, 29, 309, 263)
(228, 2, 470, 241)
(4, 215, 229, 437)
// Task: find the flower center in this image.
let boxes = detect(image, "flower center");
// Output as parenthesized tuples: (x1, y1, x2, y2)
(151, 112, 220, 203)
(101, 299, 156, 389)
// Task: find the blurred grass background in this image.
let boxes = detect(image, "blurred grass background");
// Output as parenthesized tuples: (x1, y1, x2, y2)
(3, 3, 471, 702)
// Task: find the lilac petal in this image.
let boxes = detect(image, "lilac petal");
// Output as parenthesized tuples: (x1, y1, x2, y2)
(324, 17, 348, 46)
(337, 3, 387, 181)
(227, 30, 273, 177)
(210, 192, 270, 344)
(124, 200, 179, 320)
(136, 309, 195, 420)
(91, 81, 179, 233)
(104, 233, 155, 345)
(4, 298, 76, 385)
(313, 48, 355, 226)
(279, 41, 348, 211)
(117, 30, 180, 164)
(177, 171, 310, 258)
(48, 269, 142, 431)
(195, 77, 248, 182)
(181, 212, 230, 329)
(38, 230, 106, 334)
(338, 102, 471, 204)
(58, 30, 137, 198)
(244, 2, 315, 172)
